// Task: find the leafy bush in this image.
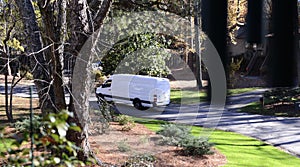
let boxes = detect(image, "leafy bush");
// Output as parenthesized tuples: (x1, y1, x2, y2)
(0, 110, 86, 167)
(156, 124, 214, 156)
(14, 115, 44, 134)
(121, 123, 136, 131)
(122, 154, 156, 167)
(156, 124, 190, 146)
(116, 115, 135, 131)
(263, 88, 300, 105)
(179, 136, 214, 156)
(117, 115, 133, 125)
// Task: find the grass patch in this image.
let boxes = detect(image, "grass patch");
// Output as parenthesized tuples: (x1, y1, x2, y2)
(135, 118, 300, 167)
(170, 89, 206, 104)
(227, 87, 259, 96)
(170, 88, 258, 105)
(196, 129, 300, 167)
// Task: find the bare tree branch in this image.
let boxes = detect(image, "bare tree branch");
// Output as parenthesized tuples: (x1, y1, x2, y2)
(93, 0, 113, 30)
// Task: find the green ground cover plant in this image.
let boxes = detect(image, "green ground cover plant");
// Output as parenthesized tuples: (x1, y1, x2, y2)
(239, 101, 300, 117)
(227, 87, 258, 95)
(239, 88, 300, 117)
(0, 111, 87, 166)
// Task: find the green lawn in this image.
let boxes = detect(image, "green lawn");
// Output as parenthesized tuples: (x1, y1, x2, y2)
(227, 87, 259, 96)
(170, 88, 258, 105)
(170, 89, 206, 104)
(134, 118, 300, 167)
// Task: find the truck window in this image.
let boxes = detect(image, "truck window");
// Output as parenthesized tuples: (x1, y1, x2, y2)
(102, 80, 112, 88)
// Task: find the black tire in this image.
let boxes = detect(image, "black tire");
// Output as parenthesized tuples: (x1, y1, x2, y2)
(133, 99, 149, 110)
(133, 99, 142, 110)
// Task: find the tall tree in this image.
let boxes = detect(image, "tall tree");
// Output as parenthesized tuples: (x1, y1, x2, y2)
(1, 0, 15, 122)
(268, 0, 299, 87)
(15, 0, 56, 114)
(201, 0, 228, 100)
(15, 0, 113, 162)
(66, 0, 112, 162)
(194, 0, 202, 88)
(1, 0, 30, 122)
(247, 0, 263, 44)
(37, 0, 67, 112)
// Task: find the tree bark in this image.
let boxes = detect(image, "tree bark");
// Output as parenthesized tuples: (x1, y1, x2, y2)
(16, 0, 113, 163)
(15, 0, 56, 114)
(201, 0, 228, 100)
(38, 0, 67, 111)
(194, 0, 202, 88)
(2, 16, 15, 122)
(268, 0, 298, 87)
(67, 0, 112, 163)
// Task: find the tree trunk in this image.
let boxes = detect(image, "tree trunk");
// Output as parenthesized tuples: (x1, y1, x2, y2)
(2, 15, 15, 122)
(38, 0, 67, 111)
(201, 0, 228, 100)
(9, 70, 28, 122)
(4, 71, 13, 122)
(194, 0, 202, 88)
(66, 0, 112, 163)
(247, 0, 263, 44)
(268, 0, 299, 87)
(17, 0, 113, 163)
(15, 0, 56, 114)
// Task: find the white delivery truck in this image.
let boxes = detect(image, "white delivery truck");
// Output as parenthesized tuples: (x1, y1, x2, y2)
(95, 74, 170, 110)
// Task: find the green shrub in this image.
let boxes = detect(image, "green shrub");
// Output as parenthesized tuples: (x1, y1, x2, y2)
(116, 115, 135, 131)
(117, 115, 133, 125)
(156, 124, 214, 156)
(179, 136, 214, 156)
(0, 110, 86, 167)
(122, 154, 156, 167)
(14, 115, 44, 134)
(156, 124, 190, 146)
(121, 122, 135, 131)
(263, 88, 300, 105)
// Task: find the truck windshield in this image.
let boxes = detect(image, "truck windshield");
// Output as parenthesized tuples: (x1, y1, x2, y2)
(102, 80, 112, 88)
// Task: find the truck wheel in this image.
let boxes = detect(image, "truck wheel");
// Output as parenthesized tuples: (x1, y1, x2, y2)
(133, 99, 149, 110)
(133, 99, 143, 110)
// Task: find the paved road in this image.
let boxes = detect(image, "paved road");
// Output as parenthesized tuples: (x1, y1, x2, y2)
(1, 85, 300, 157)
(0, 83, 38, 98)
